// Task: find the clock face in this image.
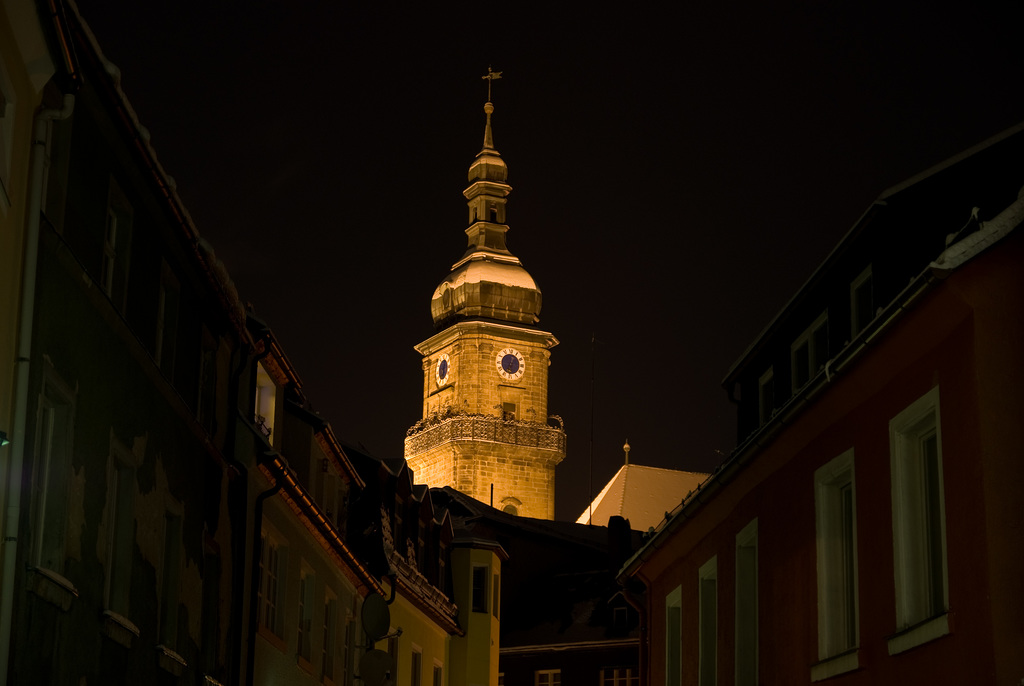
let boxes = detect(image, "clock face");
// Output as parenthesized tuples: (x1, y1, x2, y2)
(435, 353, 451, 386)
(496, 347, 525, 380)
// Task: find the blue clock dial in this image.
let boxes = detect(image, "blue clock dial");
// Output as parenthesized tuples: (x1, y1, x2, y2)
(501, 354, 520, 374)
(496, 347, 526, 380)
(435, 353, 452, 386)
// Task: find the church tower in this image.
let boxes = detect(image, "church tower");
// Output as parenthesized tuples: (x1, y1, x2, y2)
(404, 79, 565, 520)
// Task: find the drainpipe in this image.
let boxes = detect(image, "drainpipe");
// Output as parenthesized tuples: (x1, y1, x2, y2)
(0, 93, 75, 686)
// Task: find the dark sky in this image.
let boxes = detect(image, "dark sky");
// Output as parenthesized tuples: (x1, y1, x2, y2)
(74, 1, 1024, 521)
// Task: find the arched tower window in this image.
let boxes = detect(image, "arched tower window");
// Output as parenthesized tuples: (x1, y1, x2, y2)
(500, 496, 522, 516)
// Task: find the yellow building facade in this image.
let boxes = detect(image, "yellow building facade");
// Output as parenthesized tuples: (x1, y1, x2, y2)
(405, 96, 565, 520)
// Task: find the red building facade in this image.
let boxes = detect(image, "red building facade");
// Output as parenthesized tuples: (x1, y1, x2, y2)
(621, 125, 1024, 685)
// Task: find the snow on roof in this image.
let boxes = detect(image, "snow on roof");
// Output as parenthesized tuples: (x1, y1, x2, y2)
(577, 464, 709, 531)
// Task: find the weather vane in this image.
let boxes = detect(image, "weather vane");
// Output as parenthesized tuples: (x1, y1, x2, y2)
(482, 66, 502, 101)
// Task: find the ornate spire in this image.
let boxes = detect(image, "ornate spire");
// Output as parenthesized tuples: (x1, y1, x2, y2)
(480, 67, 502, 151)
(482, 101, 496, 151)
(428, 71, 543, 329)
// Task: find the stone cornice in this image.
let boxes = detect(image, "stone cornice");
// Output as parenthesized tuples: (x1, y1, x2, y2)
(415, 320, 558, 356)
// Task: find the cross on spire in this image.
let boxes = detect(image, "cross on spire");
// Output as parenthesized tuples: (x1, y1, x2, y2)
(482, 66, 502, 101)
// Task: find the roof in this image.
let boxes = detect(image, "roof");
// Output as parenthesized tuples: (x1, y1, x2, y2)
(577, 464, 709, 531)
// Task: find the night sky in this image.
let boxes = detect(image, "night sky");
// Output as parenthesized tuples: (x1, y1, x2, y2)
(74, 1, 1024, 521)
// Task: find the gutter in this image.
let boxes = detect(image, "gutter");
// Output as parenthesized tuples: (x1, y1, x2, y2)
(0, 93, 75, 686)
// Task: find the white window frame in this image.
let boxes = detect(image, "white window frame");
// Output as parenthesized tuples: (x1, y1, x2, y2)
(297, 561, 315, 663)
(0, 57, 16, 213)
(258, 526, 287, 639)
(665, 585, 682, 686)
(534, 669, 561, 686)
(791, 310, 828, 392)
(31, 368, 76, 571)
(154, 260, 180, 376)
(889, 386, 949, 654)
(410, 644, 423, 686)
(850, 265, 873, 337)
(105, 433, 140, 617)
(255, 362, 277, 443)
(600, 667, 639, 685)
(698, 556, 718, 686)
(158, 503, 184, 650)
(812, 449, 859, 680)
(735, 519, 758, 686)
(102, 177, 133, 310)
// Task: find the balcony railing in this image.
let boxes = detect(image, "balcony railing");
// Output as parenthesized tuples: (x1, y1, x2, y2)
(405, 412, 566, 456)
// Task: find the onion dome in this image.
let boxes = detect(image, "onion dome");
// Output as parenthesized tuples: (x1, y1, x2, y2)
(430, 98, 542, 328)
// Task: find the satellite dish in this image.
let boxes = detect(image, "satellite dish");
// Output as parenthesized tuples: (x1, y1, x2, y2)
(362, 593, 391, 643)
(359, 649, 393, 686)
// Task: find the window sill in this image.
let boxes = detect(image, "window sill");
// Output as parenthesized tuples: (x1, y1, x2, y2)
(888, 612, 950, 655)
(27, 566, 79, 611)
(157, 644, 188, 677)
(257, 625, 287, 654)
(203, 677, 226, 686)
(101, 609, 140, 648)
(297, 654, 314, 675)
(811, 648, 859, 681)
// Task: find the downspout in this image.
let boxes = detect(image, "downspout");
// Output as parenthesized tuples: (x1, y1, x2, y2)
(244, 471, 280, 686)
(0, 93, 75, 686)
(620, 580, 648, 686)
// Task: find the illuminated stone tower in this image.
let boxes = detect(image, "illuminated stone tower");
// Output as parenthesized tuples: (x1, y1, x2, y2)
(404, 83, 565, 520)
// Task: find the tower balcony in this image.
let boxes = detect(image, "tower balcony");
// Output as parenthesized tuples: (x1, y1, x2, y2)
(405, 412, 566, 459)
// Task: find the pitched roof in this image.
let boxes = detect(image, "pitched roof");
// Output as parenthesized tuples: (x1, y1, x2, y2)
(577, 464, 709, 531)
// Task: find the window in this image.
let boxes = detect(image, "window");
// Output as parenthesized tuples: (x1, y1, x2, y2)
(0, 60, 14, 212)
(791, 311, 828, 391)
(320, 590, 336, 681)
(613, 605, 628, 631)
(255, 362, 277, 442)
(336, 604, 354, 686)
(850, 266, 873, 337)
(411, 646, 422, 686)
(758, 368, 774, 426)
(502, 402, 517, 421)
(735, 520, 758, 686)
(154, 261, 180, 376)
(472, 565, 488, 613)
(534, 669, 560, 686)
(432, 663, 443, 686)
(197, 327, 217, 434)
(492, 571, 501, 619)
(698, 557, 718, 686)
(258, 530, 286, 637)
(813, 450, 858, 679)
(31, 370, 76, 571)
(387, 630, 399, 684)
(600, 667, 639, 685)
(160, 510, 183, 649)
(102, 178, 133, 310)
(105, 436, 139, 617)
(297, 565, 314, 663)
(889, 387, 948, 653)
(665, 586, 682, 686)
